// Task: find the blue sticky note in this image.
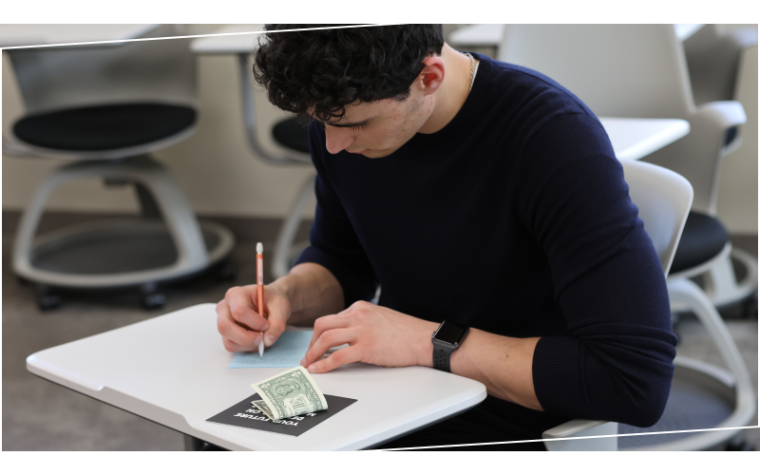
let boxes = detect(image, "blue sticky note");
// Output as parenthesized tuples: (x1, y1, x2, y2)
(229, 330, 313, 368)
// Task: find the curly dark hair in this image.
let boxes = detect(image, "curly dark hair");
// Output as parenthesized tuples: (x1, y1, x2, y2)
(252, 25, 444, 122)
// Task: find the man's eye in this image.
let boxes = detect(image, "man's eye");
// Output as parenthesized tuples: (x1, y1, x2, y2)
(351, 123, 368, 131)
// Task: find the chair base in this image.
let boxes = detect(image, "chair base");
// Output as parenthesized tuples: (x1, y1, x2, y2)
(542, 420, 618, 451)
(671, 244, 758, 313)
(12, 155, 235, 292)
(16, 218, 233, 289)
(703, 247, 758, 309)
(620, 278, 756, 451)
(619, 357, 747, 450)
(543, 356, 752, 451)
(543, 277, 756, 451)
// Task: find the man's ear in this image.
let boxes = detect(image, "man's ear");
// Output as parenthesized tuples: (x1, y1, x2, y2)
(416, 56, 445, 96)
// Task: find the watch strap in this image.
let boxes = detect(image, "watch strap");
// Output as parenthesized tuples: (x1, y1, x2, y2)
(433, 342, 455, 372)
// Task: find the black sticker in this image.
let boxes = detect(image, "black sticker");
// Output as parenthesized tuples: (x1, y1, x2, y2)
(206, 393, 358, 437)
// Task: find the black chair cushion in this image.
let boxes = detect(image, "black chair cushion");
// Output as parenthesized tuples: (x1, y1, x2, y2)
(272, 117, 310, 154)
(13, 103, 196, 151)
(670, 211, 729, 274)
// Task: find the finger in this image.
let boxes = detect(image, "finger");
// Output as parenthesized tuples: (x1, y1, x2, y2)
(302, 327, 356, 368)
(219, 314, 263, 350)
(217, 300, 263, 350)
(306, 346, 361, 374)
(226, 286, 269, 332)
(308, 313, 355, 350)
(221, 336, 261, 353)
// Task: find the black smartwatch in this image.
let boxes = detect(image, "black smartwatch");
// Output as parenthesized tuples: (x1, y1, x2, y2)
(432, 320, 470, 372)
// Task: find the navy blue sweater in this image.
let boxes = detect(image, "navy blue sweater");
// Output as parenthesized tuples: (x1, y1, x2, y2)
(296, 53, 677, 428)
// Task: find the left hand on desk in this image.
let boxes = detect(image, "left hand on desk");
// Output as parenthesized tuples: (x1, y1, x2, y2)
(300, 300, 438, 373)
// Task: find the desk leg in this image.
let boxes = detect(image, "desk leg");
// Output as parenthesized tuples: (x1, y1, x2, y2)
(184, 435, 227, 451)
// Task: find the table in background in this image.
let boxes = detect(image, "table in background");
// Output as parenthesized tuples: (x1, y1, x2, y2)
(600, 118, 689, 161)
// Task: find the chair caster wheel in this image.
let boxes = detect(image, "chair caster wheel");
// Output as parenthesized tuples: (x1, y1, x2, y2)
(140, 282, 165, 310)
(142, 293, 166, 310)
(35, 286, 62, 311)
(725, 438, 756, 451)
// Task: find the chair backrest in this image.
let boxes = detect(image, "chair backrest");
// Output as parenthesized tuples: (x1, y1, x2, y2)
(621, 160, 693, 276)
(683, 25, 759, 105)
(7, 24, 196, 114)
(239, 54, 312, 166)
(498, 25, 695, 119)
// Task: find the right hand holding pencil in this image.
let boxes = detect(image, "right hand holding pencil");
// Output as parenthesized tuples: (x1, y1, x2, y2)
(216, 284, 291, 353)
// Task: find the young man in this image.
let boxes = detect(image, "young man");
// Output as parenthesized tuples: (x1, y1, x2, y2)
(216, 25, 677, 450)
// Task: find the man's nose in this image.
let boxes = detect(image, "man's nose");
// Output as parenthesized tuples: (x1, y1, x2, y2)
(324, 126, 354, 154)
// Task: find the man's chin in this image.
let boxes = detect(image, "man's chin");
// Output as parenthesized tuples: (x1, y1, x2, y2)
(346, 147, 394, 158)
(360, 149, 393, 159)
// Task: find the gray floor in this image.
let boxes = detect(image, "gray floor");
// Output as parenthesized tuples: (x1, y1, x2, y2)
(3, 229, 758, 450)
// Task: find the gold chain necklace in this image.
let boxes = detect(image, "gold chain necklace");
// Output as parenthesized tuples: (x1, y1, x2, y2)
(465, 52, 479, 92)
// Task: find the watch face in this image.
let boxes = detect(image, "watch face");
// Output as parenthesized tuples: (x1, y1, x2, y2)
(434, 321, 468, 345)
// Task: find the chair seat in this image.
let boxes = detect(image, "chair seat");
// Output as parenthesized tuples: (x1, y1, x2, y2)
(272, 117, 310, 154)
(670, 211, 729, 274)
(13, 103, 196, 152)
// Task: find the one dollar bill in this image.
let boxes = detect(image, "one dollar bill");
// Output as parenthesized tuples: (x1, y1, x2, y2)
(250, 366, 328, 421)
(251, 399, 276, 420)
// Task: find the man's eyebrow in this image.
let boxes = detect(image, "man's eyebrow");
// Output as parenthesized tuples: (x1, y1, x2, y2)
(322, 118, 371, 128)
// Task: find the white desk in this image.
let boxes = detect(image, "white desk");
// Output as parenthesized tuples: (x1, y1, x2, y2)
(26, 303, 486, 450)
(449, 24, 704, 49)
(190, 24, 266, 54)
(0, 25, 158, 48)
(600, 118, 689, 161)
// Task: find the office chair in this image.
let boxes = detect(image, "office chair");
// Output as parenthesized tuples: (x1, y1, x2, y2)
(683, 25, 758, 314)
(499, 24, 756, 315)
(545, 160, 756, 451)
(237, 53, 315, 279)
(543, 159, 693, 450)
(499, 26, 757, 450)
(7, 25, 235, 309)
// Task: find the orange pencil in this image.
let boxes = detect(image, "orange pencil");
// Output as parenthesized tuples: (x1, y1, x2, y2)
(256, 242, 265, 358)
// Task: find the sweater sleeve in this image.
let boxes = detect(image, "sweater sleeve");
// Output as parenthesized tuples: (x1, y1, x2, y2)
(516, 112, 678, 427)
(293, 122, 379, 308)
